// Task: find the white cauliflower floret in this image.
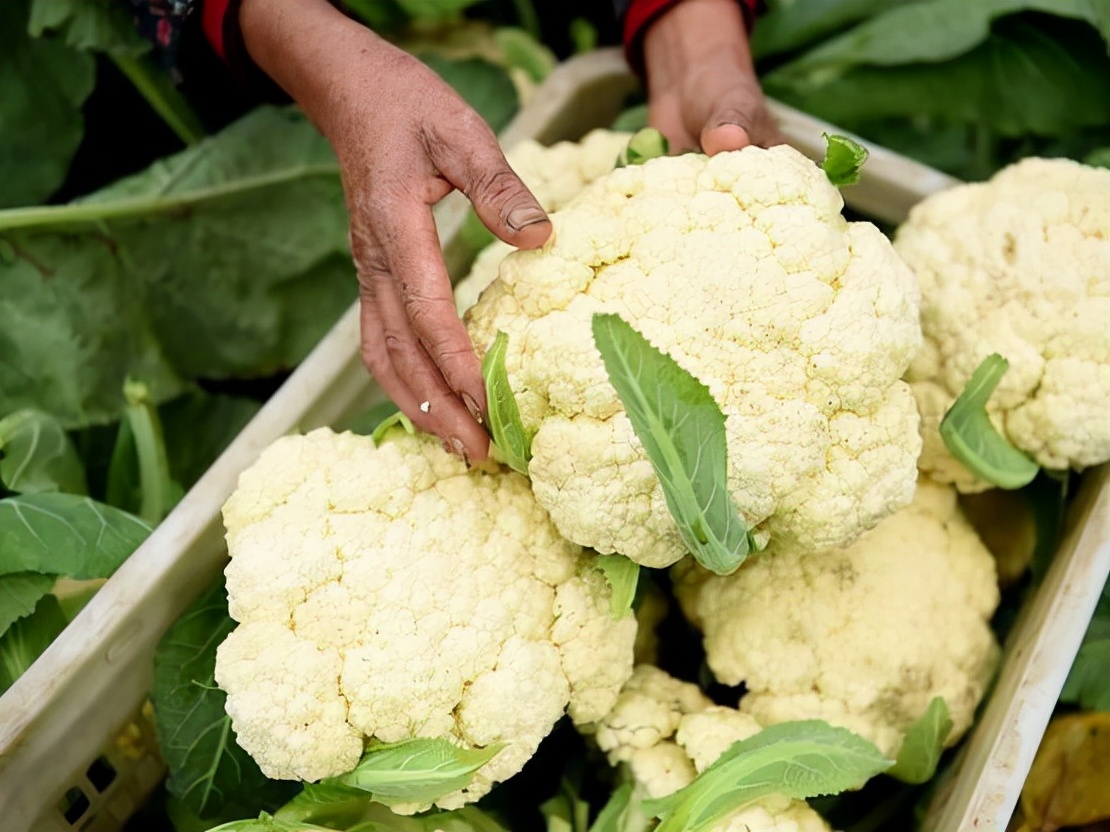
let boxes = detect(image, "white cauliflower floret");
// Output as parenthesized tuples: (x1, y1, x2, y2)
(594, 666, 831, 832)
(673, 478, 1000, 757)
(215, 428, 636, 810)
(466, 144, 923, 567)
(455, 129, 634, 314)
(456, 239, 517, 315)
(507, 129, 637, 213)
(896, 157, 1110, 489)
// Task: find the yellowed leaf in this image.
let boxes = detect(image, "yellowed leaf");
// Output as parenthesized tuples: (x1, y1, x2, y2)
(1020, 711, 1110, 832)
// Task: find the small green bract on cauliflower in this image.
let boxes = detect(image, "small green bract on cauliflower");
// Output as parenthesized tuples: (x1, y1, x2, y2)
(673, 477, 1000, 757)
(897, 157, 1110, 490)
(595, 665, 832, 832)
(214, 428, 636, 810)
(465, 143, 923, 567)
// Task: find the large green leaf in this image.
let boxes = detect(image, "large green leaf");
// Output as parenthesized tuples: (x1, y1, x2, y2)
(159, 392, 261, 491)
(643, 721, 891, 832)
(591, 314, 754, 576)
(1092, 1, 1110, 42)
(395, 0, 485, 21)
(29, 0, 147, 55)
(0, 0, 95, 209)
(0, 492, 150, 578)
(765, 17, 1110, 138)
(779, 0, 1110, 70)
(752, 0, 923, 59)
(1061, 579, 1110, 711)
(0, 572, 56, 634)
(152, 578, 298, 819)
(29, 0, 205, 145)
(494, 27, 556, 83)
(0, 230, 186, 428)
(0, 107, 355, 428)
(0, 409, 87, 494)
(0, 593, 68, 695)
(343, 0, 410, 33)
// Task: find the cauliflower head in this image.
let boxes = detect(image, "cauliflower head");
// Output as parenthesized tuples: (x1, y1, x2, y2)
(673, 478, 1000, 757)
(455, 129, 635, 315)
(896, 157, 1110, 488)
(215, 428, 636, 809)
(465, 144, 923, 567)
(594, 665, 831, 832)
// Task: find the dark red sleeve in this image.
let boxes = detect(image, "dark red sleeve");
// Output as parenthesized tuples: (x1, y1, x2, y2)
(201, 0, 231, 60)
(620, 0, 759, 78)
(199, 0, 286, 101)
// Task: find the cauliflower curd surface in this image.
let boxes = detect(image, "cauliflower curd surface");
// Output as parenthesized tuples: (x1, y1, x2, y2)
(455, 129, 634, 314)
(594, 665, 832, 832)
(897, 157, 1110, 488)
(215, 428, 636, 810)
(466, 143, 923, 567)
(673, 478, 1000, 757)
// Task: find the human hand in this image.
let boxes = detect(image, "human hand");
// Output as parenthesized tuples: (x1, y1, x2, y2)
(642, 0, 782, 154)
(239, 0, 551, 462)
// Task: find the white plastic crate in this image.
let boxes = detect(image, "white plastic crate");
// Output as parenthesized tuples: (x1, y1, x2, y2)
(1, 48, 1106, 832)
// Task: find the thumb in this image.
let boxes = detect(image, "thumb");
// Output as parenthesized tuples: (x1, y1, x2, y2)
(699, 91, 784, 155)
(701, 122, 754, 156)
(478, 172, 552, 250)
(430, 118, 552, 251)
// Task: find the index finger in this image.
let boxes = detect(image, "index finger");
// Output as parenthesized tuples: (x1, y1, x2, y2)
(374, 195, 488, 423)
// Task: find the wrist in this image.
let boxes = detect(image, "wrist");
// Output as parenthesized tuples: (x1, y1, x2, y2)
(642, 0, 754, 91)
(237, 0, 392, 138)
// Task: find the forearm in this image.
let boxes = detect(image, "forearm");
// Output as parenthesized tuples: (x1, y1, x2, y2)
(637, 0, 778, 152)
(643, 0, 755, 86)
(237, 0, 389, 140)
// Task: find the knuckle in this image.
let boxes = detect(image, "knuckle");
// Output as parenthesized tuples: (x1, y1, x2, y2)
(381, 329, 417, 366)
(358, 332, 391, 381)
(466, 166, 525, 207)
(403, 292, 457, 335)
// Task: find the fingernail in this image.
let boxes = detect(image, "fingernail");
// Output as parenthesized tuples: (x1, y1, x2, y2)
(506, 206, 548, 231)
(462, 392, 484, 424)
(450, 437, 471, 468)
